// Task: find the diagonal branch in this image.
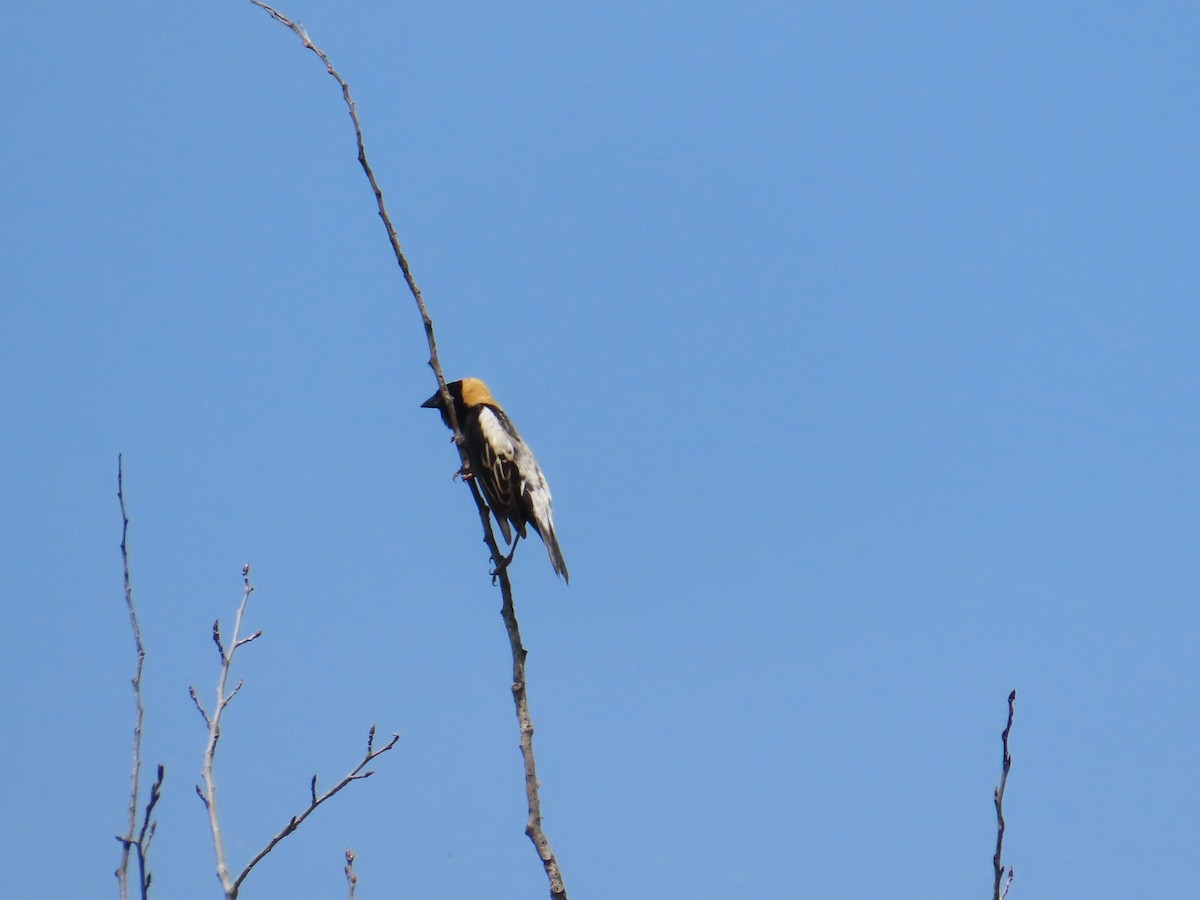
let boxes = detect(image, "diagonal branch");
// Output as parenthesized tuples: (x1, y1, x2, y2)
(244, 6, 568, 896)
(231, 727, 400, 895)
(245, 0, 460, 440)
(992, 690, 1016, 900)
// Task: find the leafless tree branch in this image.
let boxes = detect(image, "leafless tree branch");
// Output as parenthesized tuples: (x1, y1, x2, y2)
(497, 551, 567, 898)
(192, 566, 399, 898)
(188, 685, 211, 728)
(193, 565, 257, 898)
(244, 0, 458, 431)
(230, 727, 400, 895)
(344, 849, 358, 900)
(244, 4, 569, 896)
(993, 690, 1016, 900)
(114, 455, 162, 900)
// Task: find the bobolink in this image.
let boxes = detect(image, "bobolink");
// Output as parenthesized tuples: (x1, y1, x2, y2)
(422, 378, 569, 583)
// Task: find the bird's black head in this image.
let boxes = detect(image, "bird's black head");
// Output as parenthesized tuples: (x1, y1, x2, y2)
(422, 378, 497, 430)
(421, 380, 463, 430)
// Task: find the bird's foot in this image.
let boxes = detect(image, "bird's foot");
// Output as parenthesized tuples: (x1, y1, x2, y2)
(489, 540, 520, 584)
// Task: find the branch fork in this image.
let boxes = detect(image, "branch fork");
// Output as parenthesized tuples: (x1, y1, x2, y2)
(191, 565, 399, 899)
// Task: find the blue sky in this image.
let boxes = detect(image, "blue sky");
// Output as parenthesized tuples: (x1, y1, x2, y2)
(2, 3, 1197, 898)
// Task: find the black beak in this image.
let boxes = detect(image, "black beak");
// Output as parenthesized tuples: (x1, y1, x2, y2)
(421, 391, 442, 409)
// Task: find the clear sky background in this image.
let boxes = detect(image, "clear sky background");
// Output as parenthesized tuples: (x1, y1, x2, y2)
(2, 3, 1197, 898)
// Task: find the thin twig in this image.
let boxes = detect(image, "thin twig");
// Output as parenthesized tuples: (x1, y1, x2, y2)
(114, 455, 160, 900)
(230, 728, 400, 895)
(193, 566, 398, 898)
(245, 0, 458, 435)
(135, 765, 165, 895)
(245, 6, 568, 895)
(344, 849, 358, 900)
(189, 685, 212, 728)
(993, 690, 1016, 900)
(194, 565, 257, 899)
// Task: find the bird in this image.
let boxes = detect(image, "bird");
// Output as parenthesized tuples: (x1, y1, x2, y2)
(422, 378, 569, 583)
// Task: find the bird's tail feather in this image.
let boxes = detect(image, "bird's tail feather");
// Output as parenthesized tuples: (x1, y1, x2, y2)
(542, 525, 569, 584)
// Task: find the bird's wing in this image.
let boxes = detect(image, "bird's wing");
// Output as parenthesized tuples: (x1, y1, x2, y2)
(511, 429, 569, 582)
(476, 405, 568, 581)
(514, 444, 553, 534)
(475, 406, 524, 541)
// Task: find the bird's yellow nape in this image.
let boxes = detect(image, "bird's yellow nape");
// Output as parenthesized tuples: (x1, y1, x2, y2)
(460, 377, 497, 408)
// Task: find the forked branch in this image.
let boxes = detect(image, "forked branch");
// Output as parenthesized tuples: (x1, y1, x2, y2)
(192, 566, 258, 898)
(192, 566, 398, 899)
(231, 727, 399, 896)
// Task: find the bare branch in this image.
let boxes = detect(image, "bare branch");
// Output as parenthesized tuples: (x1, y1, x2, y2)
(196, 564, 398, 898)
(224, 678, 246, 709)
(496, 556, 567, 899)
(992, 690, 1017, 900)
(234, 630, 264, 650)
(197, 568, 258, 899)
(133, 765, 166, 896)
(344, 849, 358, 900)
(188, 685, 211, 728)
(114, 455, 161, 900)
(245, 5, 569, 895)
(212, 620, 226, 665)
(230, 729, 401, 895)
(245, 0, 461, 444)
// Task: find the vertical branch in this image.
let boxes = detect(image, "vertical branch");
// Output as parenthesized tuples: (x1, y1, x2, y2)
(992, 690, 1016, 900)
(115, 454, 143, 899)
(192, 565, 262, 900)
(344, 849, 358, 900)
(135, 765, 165, 898)
(244, 5, 569, 898)
(115, 455, 160, 900)
(496, 562, 567, 899)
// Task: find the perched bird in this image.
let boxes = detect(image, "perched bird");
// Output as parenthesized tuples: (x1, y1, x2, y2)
(422, 378, 569, 583)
